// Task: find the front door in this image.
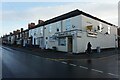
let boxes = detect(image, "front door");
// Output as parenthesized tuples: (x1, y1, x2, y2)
(39, 37, 44, 48)
(68, 37, 73, 52)
(118, 37, 120, 48)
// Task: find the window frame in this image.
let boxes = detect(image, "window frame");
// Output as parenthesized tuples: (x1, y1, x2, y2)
(58, 37, 66, 46)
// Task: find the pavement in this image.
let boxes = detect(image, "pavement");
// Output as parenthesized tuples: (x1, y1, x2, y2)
(2, 45, 120, 60)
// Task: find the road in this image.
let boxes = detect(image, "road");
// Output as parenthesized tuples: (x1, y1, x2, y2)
(1, 46, 119, 79)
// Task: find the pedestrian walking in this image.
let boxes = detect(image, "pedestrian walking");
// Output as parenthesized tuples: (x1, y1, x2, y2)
(86, 42, 92, 54)
(86, 42, 92, 63)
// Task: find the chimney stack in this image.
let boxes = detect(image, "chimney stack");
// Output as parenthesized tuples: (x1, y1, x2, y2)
(13, 31, 16, 34)
(17, 29, 20, 33)
(28, 23, 35, 29)
(31, 23, 35, 28)
(10, 32, 12, 35)
(38, 20, 44, 24)
(28, 23, 31, 29)
(21, 28, 23, 32)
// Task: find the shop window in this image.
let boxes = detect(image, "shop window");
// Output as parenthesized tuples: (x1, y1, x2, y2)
(49, 35, 56, 41)
(58, 37, 66, 46)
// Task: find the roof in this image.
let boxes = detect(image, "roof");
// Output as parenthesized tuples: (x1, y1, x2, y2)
(31, 9, 117, 30)
(4, 9, 117, 38)
(32, 9, 81, 29)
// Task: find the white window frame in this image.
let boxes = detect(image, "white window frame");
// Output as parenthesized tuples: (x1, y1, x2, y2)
(66, 19, 71, 31)
(108, 26, 111, 34)
(58, 37, 66, 46)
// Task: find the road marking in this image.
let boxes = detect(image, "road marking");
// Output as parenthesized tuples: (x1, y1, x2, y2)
(61, 62, 67, 64)
(79, 66, 88, 69)
(46, 58, 59, 62)
(108, 73, 119, 77)
(69, 63, 77, 66)
(53, 59, 59, 62)
(46, 58, 119, 77)
(91, 69, 103, 73)
(98, 54, 118, 60)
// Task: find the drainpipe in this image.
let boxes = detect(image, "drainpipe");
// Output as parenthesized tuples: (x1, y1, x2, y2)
(115, 34, 118, 49)
(43, 26, 45, 49)
(74, 31, 77, 53)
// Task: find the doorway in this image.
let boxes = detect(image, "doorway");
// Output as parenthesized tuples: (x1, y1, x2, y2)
(68, 37, 73, 52)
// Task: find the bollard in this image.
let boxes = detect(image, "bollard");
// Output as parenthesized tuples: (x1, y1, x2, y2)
(97, 47, 101, 53)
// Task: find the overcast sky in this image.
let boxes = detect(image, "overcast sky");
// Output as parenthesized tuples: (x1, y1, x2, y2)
(1, 0, 119, 36)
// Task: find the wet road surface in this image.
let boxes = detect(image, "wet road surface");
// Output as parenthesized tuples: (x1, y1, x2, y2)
(1, 46, 119, 78)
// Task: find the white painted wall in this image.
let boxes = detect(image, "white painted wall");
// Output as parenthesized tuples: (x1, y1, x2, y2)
(28, 14, 117, 53)
(11, 35, 15, 44)
(44, 15, 82, 52)
(29, 28, 38, 45)
(44, 23, 58, 49)
(74, 15, 118, 53)
(62, 15, 82, 31)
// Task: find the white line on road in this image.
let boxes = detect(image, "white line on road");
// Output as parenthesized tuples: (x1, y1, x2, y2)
(108, 73, 119, 77)
(48, 59, 119, 77)
(61, 62, 67, 64)
(91, 69, 103, 73)
(69, 63, 77, 66)
(79, 66, 88, 69)
(54, 59, 59, 62)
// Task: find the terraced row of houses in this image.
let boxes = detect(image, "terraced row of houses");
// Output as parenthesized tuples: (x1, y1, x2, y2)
(2, 9, 120, 53)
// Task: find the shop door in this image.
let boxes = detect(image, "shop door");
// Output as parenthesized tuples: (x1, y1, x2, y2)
(68, 37, 73, 52)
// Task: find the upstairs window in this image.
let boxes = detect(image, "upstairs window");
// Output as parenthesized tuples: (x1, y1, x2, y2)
(86, 25, 93, 31)
(108, 26, 110, 34)
(49, 26, 52, 33)
(40, 28, 43, 34)
(98, 23, 102, 32)
(56, 23, 60, 32)
(65, 19, 71, 31)
(34, 29, 37, 36)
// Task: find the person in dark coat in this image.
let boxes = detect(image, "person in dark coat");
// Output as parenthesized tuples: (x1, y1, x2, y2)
(87, 42, 92, 54)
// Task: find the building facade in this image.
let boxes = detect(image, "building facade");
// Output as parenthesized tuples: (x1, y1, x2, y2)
(40, 10, 117, 53)
(2, 9, 118, 53)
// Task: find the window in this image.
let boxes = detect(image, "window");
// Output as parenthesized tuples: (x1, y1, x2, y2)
(49, 37, 53, 41)
(108, 26, 110, 34)
(58, 37, 66, 46)
(40, 28, 43, 34)
(49, 35, 56, 41)
(49, 26, 52, 33)
(66, 19, 71, 30)
(86, 25, 93, 31)
(98, 23, 103, 32)
(56, 22, 61, 32)
(34, 29, 37, 36)
(97, 26, 100, 31)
